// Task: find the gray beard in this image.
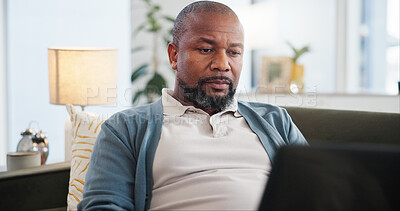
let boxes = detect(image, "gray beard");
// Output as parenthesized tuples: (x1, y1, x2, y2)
(177, 76, 236, 111)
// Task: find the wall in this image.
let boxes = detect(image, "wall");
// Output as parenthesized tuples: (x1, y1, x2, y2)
(252, 0, 336, 93)
(6, 0, 131, 164)
(0, 0, 7, 169)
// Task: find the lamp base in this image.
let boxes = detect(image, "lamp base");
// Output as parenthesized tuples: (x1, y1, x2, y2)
(64, 116, 73, 161)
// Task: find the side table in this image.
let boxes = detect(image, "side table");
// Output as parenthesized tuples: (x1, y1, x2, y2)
(0, 162, 70, 210)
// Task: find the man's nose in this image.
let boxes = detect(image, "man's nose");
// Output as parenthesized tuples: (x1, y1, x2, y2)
(210, 51, 231, 72)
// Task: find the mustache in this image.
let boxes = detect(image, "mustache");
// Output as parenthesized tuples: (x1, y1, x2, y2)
(198, 76, 233, 86)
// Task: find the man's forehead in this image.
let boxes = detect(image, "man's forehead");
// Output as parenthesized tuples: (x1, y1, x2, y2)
(184, 12, 244, 38)
(188, 11, 240, 26)
(195, 37, 244, 48)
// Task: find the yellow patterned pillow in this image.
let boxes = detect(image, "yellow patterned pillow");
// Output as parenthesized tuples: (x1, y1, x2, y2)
(66, 104, 107, 210)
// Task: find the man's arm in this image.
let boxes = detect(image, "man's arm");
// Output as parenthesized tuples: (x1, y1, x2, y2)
(282, 108, 308, 146)
(78, 120, 136, 210)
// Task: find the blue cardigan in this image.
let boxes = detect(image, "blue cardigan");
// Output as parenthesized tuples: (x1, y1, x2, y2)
(78, 99, 307, 210)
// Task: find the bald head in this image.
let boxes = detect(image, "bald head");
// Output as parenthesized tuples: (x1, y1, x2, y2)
(172, 1, 239, 46)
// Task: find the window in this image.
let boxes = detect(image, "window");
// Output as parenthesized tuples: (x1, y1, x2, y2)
(224, 0, 399, 94)
(357, 0, 399, 94)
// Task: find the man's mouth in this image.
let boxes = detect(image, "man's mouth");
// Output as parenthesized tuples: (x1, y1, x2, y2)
(205, 79, 230, 89)
(200, 76, 233, 90)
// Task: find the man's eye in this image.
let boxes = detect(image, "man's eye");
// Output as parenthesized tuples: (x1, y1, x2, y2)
(228, 50, 241, 56)
(198, 48, 212, 53)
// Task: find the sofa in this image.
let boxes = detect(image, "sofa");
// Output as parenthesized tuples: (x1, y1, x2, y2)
(285, 107, 400, 146)
(0, 107, 399, 210)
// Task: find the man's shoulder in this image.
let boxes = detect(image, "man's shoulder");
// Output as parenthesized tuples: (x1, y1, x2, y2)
(105, 100, 163, 126)
(238, 100, 287, 116)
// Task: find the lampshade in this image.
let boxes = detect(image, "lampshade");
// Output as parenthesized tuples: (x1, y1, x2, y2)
(48, 47, 117, 106)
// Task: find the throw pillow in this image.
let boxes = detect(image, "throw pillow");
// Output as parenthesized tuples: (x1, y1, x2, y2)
(66, 104, 107, 210)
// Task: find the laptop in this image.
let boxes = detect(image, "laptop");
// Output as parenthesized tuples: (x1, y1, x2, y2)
(258, 144, 400, 210)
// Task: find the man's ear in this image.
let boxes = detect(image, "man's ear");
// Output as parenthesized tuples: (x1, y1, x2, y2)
(167, 43, 178, 70)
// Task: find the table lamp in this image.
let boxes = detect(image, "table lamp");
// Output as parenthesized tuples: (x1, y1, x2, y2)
(48, 47, 117, 161)
(48, 47, 118, 110)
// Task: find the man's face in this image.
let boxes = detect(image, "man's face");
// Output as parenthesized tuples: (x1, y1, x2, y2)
(168, 12, 244, 109)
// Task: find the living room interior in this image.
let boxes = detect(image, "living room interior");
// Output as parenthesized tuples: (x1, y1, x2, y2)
(0, 0, 399, 210)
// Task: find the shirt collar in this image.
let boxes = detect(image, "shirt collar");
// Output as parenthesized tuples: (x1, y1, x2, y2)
(161, 88, 190, 116)
(161, 88, 240, 117)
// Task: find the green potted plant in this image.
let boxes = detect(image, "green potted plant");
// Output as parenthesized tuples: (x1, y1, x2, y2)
(287, 42, 310, 94)
(131, 0, 175, 104)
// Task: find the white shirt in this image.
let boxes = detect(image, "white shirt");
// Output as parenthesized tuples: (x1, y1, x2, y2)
(149, 89, 271, 210)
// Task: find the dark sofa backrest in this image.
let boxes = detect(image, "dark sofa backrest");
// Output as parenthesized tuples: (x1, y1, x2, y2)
(284, 107, 400, 146)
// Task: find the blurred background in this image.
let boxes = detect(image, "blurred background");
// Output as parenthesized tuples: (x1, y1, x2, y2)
(0, 0, 399, 168)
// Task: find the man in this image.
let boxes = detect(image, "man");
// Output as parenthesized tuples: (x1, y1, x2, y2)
(78, 1, 307, 210)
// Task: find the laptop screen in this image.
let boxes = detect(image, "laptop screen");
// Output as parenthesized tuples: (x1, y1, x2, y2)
(258, 144, 400, 210)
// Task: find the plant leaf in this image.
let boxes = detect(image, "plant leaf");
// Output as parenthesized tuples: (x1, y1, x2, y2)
(145, 72, 167, 96)
(286, 41, 297, 53)
(143, 0, 151, 7)
(131, 46, 146, 53)
(132, 89, 145, 105)
(298, 46, 310, 56)
(163, 36, 171, 47)
(287, 41, 310, 63)
(294, 46, 310, 63)
(134, 22, 147, 36)
(131, 64, 149, 82)
(147, 11, 154, 19)
(163, 15, 175, 23)
(131, 0, 176, 105)
(148, 18, 161, 32)
(168, 27, 173, 36)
